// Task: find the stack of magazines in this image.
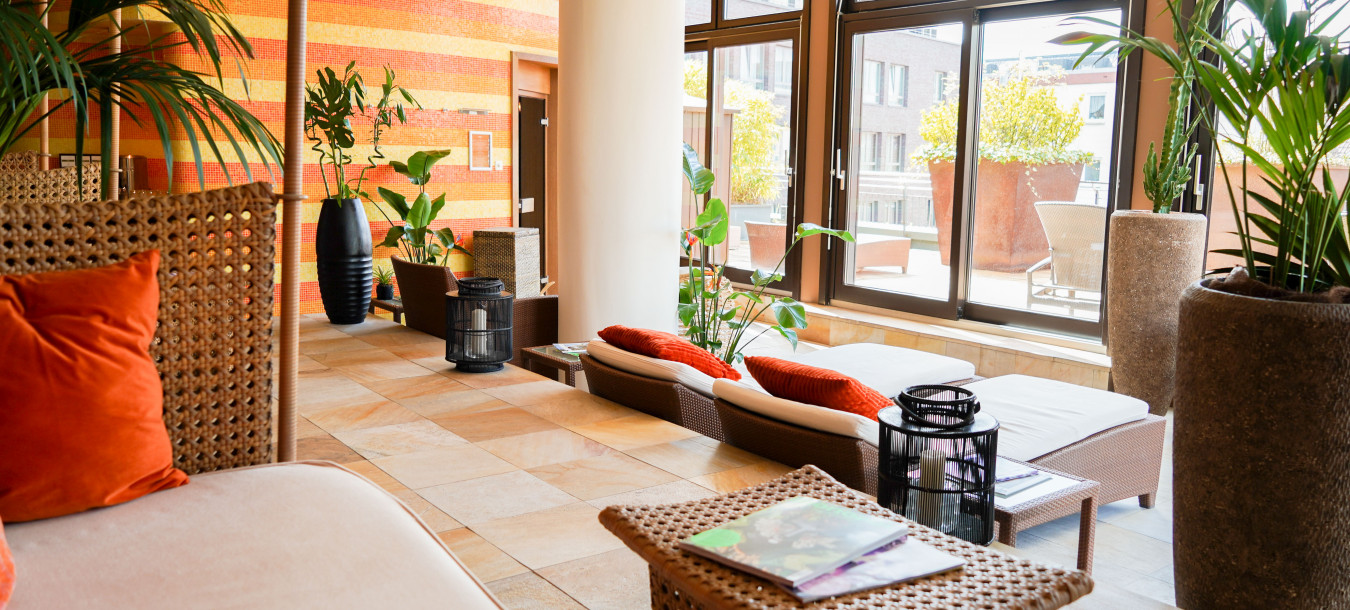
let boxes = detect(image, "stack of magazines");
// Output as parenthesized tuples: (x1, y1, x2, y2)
(995, 457, 1048, 498)
(678, 496, 965, 602)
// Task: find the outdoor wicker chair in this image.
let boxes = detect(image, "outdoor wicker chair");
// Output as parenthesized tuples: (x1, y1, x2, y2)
(1027, 201, 1106, 316)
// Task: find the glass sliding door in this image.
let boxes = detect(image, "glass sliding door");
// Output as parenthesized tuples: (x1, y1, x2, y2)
(834, 19, 969, 317)
(964, 9, 1123, 324)
(711, 39, 797, 279)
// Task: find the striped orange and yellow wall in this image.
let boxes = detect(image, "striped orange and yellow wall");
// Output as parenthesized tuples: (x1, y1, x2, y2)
(16, 0, 558, 314)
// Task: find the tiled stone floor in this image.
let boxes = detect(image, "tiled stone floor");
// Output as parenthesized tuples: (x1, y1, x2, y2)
(286, 313, 1177, 609)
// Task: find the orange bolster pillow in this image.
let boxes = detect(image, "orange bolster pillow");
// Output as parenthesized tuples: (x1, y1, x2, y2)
(745, 356, 893, 421)
(597, 325, 741, 380)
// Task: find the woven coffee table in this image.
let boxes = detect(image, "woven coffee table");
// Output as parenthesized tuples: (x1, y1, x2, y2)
(599, 465, 1093, 609)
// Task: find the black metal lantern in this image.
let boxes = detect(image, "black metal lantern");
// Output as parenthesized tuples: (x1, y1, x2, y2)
(877, 385, 998, 544)
(445, 277, 513, 373)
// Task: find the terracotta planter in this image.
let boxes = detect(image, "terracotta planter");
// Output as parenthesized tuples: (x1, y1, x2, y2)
(390, 255, 458, 339)
(929, 160, 1083, 272)
(1173, 281, 1350, 608)
(315, 198, 372, 325)
(1105, 211, 1206, 415)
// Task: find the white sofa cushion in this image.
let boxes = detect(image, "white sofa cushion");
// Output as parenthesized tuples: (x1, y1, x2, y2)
(587, 339, 717, 397)
(713, 378, 880, 446)
(965, 374, 1149, 461)
(780, 343, 976, 398)
(4, 461, 501, 610)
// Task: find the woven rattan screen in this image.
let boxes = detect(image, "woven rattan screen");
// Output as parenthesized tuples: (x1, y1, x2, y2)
(0, 151, 42, 172)
(0, 163, 101, 205)
(0, 182, 278, 474)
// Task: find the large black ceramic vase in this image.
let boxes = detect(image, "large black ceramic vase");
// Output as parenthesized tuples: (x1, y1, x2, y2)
(315, 197, 372, 324)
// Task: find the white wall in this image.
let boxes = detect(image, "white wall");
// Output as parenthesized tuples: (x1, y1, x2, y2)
(557, 0, 684, 340)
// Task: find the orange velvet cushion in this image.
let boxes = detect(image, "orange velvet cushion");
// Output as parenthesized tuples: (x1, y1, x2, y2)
(597, 325, 741, 380)
(745, 356, 893, 420)
(0, 251, 189, 522)
(1, 516, 12, 608)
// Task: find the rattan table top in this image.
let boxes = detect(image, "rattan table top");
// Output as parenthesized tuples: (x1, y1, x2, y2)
(599, 465, 1093, 609)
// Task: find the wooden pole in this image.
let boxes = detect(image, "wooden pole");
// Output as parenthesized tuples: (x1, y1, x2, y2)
(38, 1, 48, 168)
(109, 9, 121, 196)
(276, 0, 308, 462)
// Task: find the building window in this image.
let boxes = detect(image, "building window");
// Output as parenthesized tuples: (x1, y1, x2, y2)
(741, 47, 767, 90)
(889, 64, 908, 107)
(1087, 94, 1107, 121)
(774, 46, 793, 94)
(863, 60, 884, 105)
(890, 134, 907, 172)
(935, 71, 951, 103)
(1084, 158, 1103, 182)
(861, 132, 881, 171)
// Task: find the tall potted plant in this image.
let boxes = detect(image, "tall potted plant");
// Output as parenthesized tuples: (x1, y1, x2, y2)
(1063, 1, 1350, 606)
(376, 150, 470, 338)
(304, 63, 417, 324)
(916, 67, 1092, 271)
(1056, 1, 1215, 416)
(0, 0, 284, 199)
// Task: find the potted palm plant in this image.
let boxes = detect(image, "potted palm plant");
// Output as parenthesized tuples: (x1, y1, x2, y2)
(1061, 1, 1350, 606)
(0, 0, 283, 199)
(1056, 1, 1215, 417)
(372, 265, 396, 301)
(304, 63, 417, 324)
(376, 150, 471, 338)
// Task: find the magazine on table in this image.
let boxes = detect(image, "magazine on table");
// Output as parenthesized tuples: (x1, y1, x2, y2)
(995, 473, 1050, 498)
(781, 539, 966, 602)
(551, 342, 588, 354)
(677, 496, 910, 588)
(995, 457, 1039, 482)
(994, 472, 1082, 508)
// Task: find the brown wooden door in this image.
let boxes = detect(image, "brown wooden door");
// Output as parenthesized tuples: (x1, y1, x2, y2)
(518, 96, 547, 279)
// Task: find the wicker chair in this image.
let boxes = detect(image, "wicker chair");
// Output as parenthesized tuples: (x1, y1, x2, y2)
(0, 182, 277, 474)
(582, 354, 1165, 504)
(1027, 201, 1105, 316)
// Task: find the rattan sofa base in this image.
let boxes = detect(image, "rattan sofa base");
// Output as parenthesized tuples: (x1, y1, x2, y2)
(582, 354, 1164, 504)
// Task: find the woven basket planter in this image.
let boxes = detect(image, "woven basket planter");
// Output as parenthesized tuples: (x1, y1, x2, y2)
(391, 255, 457, 339)
(1105, 211, 1206, 415)
(1174, 280, 1350, 608)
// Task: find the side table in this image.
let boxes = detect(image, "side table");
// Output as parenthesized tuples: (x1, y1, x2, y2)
(520, 345, 583, 387)
(599, 465, 1093, 609)
(368, 297, 405, 324)
(994, 458, 1100, 574)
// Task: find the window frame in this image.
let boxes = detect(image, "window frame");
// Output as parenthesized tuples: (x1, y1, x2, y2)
(688, 0, 808, 32)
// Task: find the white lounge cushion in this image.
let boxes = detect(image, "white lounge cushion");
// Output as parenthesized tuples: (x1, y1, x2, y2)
(5, 461, 501, 610)
(587, 339, 718, 397)
(965, 374, 1149, 461)
(713, 378, 880, 446)
(779, 343, 976, 398)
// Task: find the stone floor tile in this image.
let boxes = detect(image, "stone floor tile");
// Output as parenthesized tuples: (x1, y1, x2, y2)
(305, 400, 424, 433)
(341, 460, 411, 496)
(298, 336, 375, 355)
(528, 452, 680, 501)
(392, 489, 462, 533)
(294, 369, 386, 413)
(294, 435, 364, 464)
(567, 414, 701, 451)
(472, 503, 625, 570)
(421, 470, 579, 525)
(537, 548, 650, 610)
(445, 365, 552, 389)
(689, 461, 796, 493)
(485, 572, 585, 610)
(586, 480, 719, 510)
(386, 340, 449, 361)
(623, 437, 762, 478)
(433, 407, 561, 442)
(477, 428, 613, 470)
(482, 380, 591, 407)
(311, 347, 439, 384)
(439, 528, 530, 583)
(332, 419, 467, 460)
(372, 445, 517, 489)
(520, 394, 635, 427)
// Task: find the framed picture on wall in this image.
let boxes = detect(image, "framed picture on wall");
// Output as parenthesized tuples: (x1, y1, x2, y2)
(57, 154, 99, 168)
(469, 131, 493, 171)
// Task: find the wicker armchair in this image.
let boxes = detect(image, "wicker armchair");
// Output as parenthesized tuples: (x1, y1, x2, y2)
(0, 182, 277, 474)
(1027, 201, 1105, 316)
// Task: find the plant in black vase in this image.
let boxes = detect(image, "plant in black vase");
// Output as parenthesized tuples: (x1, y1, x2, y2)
(373, 265, 396, 301)
(303, 63, 419, 324)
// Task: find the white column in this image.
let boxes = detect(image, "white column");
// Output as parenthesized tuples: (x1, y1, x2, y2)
(557, 0, 683, 341)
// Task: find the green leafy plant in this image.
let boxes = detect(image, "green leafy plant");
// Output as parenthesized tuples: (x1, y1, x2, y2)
(0, 0, 285, 199)
(683, 60, 785, 205)
(375, 150, 470, 266)
(304, 62, 418, 201)
(680, 143, 854, 363)
(1056, 0, 1350, 291)
(372, 264, 395, 287)
(916, 66, 1091, 165)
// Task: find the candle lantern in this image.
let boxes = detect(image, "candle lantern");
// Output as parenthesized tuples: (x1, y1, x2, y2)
(877, 385, 998, 544)
(445, 277, 514, 373)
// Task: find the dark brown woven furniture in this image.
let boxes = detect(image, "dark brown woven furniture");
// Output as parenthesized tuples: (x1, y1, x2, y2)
(510, 295, 558, 369)
(582, 354, 1166, 505)
(993, 459, 1100, 573)
(600, 465, 1093, 609)
(367, 296, 405, 323)
(0, 182, 278, 474)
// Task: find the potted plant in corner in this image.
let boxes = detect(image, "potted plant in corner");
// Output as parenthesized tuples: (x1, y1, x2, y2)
(373, 265, 395, 301)
(376, 150, 471, 339)
(304, 63, 418, 324)
(1055, 2, 1215, 417)
(1062, 1, 1350, 607)
(916, 67, 1092, 271)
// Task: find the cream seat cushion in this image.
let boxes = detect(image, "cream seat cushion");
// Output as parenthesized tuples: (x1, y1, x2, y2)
(713, 378, 880, 446)
(965, 374, 1149, 461)
(4, 461, 501, 610)
(587, 339, 718, 397)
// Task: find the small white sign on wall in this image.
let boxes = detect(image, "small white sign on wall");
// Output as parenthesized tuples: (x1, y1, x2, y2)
(520, 197, 535, 214)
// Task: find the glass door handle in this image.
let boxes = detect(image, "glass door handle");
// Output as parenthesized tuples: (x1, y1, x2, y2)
(834, 148, 847, 190)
